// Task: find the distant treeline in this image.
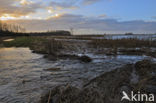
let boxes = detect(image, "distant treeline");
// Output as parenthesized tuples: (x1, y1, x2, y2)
(0, 21, 26, 33)
(0, 21, 71, 36)
(26, 31, 71, 36)
(0, 31, 71, 36)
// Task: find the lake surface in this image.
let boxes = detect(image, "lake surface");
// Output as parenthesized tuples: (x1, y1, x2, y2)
(0, 47, 155, 103)
(96, 34, 156, 40)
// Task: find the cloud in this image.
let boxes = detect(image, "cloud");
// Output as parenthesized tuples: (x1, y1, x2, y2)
(20, 0, 33, 5)
(98, 14, 107, 18)
(0, 0, 43, 17)
(49, 1, 78, 9)
(46, 1, 79, 16)
(47, 0, 79, 14)
(1, 0, 155, 34)
(151, 16, 156, 19)
(82, 0, 101, 5)
(6, 14, 156, 34)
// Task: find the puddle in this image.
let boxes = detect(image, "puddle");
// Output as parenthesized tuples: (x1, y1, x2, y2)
(3, 39, 14, 42)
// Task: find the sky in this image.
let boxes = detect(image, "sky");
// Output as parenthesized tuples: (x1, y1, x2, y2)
(0, 0, 156, 34)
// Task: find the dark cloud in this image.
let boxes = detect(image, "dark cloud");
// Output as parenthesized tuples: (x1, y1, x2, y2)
(6, 14, 156, 34)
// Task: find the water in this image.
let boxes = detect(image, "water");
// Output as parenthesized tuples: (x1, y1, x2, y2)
(3, 39, 14, 42)
(95, 34, 156, 40)
(0, 47, 155, 103)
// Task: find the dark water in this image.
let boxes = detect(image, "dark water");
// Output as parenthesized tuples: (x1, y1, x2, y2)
(0, 47, 155, 103)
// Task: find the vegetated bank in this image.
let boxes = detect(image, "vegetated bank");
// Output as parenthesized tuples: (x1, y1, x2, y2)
(1, 35, 156, 103)
(40, 60, 156, 103)
(1, 35, 156, 60)
(1, 36, 93, 62)
(88, 38, 156, 57)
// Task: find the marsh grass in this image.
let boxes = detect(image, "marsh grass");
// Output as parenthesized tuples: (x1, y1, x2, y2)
(40, 60, 156, 103)
(45, 39, 63, 55)
(2, 36, 156, 58)
(1, 36, 63, 53)
(89, 38, 156, 48)
(2, 36, 45, 47)
(89, 38, 156, 57)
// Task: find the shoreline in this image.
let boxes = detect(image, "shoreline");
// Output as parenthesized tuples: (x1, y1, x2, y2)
(40, 60, 156, 103)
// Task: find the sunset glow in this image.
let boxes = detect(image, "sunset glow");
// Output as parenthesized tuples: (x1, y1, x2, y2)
(55, 14, 59, 17)
(0, 14, 31, 20)
(0, 14, 16, 20)
(20, 0, 32, 5)
(48, 9, 53, 14)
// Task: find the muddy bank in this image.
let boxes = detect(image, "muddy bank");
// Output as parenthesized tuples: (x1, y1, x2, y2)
(40, 60, 156, 103)
(44, 54, 92, 63)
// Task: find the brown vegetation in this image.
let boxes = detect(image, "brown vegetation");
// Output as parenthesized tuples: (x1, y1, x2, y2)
(40, 60, 156, 103)
(89, 38, 156, 48)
